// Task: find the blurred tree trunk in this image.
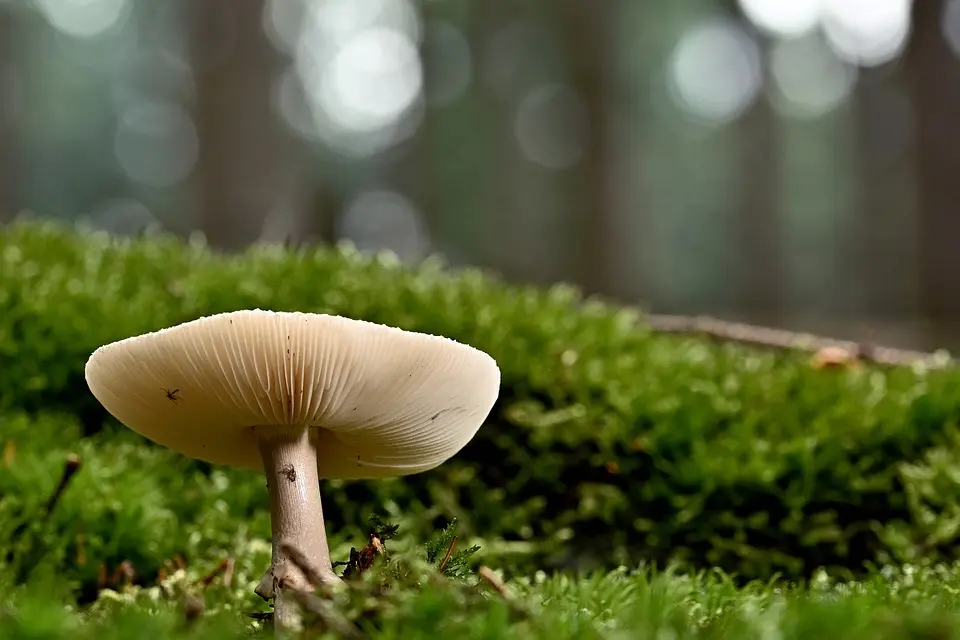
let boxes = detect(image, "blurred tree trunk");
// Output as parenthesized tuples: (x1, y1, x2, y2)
(558, 0, 618, 297)
(387, 9, 447, 258)
(0, 7, 17, 222)
(403, 1, 508, 267)
(300, 186, 339, 245)
(737, 91, 783, 323)
(187, 0, 299, 250)
(854, 70, 919, 322)
(728, 0, 783, 324)
(907, 0, 960, 318)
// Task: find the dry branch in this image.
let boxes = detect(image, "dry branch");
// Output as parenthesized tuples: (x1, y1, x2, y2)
(644, 314, 953, 368)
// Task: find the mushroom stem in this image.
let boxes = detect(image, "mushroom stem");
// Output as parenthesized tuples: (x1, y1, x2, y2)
(253, 426, 339, 629)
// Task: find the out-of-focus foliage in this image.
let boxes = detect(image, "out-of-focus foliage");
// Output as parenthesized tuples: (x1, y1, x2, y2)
(2, 219, 960, 588)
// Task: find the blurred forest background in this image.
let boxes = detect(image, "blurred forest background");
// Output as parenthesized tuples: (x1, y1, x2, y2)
(1, 0, 959, 350)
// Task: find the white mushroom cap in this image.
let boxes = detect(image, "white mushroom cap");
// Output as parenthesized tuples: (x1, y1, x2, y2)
(84, 310, 501, 478)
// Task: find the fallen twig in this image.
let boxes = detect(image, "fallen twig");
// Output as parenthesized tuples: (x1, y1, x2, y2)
(645, 314, 952, 368)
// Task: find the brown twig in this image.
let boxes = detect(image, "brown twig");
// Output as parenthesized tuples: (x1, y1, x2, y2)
(183, 595, 205, 623)
(198, 557, 235, 588)
(43, 454, 81, 518)
(438, 536, 457, 573)
(109, 560, 136, 589)
(279, 542, 338, 594)
(644, 314, 952, 368)
(76, 529, 86, 567)
(286, 589, 364, 639)
(222, 556, 235, 588)
(476, 566, 534, 620)
(477, 566, 512, 601)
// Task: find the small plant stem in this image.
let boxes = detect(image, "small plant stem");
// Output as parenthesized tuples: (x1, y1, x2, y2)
(438, 536, 457, 573)
(44, 453, 81, 518)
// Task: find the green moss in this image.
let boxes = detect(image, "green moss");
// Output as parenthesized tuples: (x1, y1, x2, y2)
(2, 219, 960, 585)
(3, 556, 960, 639)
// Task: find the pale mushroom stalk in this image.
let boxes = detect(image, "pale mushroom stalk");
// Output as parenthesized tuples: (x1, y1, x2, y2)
(252, 426, 338, 627)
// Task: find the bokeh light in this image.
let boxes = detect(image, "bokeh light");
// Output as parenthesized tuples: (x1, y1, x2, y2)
(943, 0, 960, 59)
(769, 31, 858, 119)
(84, 198, 159, 235)
(318, 27, 422, 133)
(820, 0, 912, 67)
(8, 0, 960, 352)
(336, 190, 430, 262)
(272, 0, 425, 157)
(483, 21, 564, 101)
(737, 0, 822, 38)
(422, 20, 473, 107)
(111, 50, 195, 111)
(33, 0, 130, 39)
(514, 83, 587, 169)
(113, 103, 198, 187)
(263, 0, 306, 56)
(667, 17, 762, 125)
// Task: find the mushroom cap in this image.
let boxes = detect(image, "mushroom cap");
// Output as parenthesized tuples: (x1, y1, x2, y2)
(84, 310, 501, 478)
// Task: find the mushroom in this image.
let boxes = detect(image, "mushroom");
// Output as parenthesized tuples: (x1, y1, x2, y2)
(84, 309, 501, 627)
